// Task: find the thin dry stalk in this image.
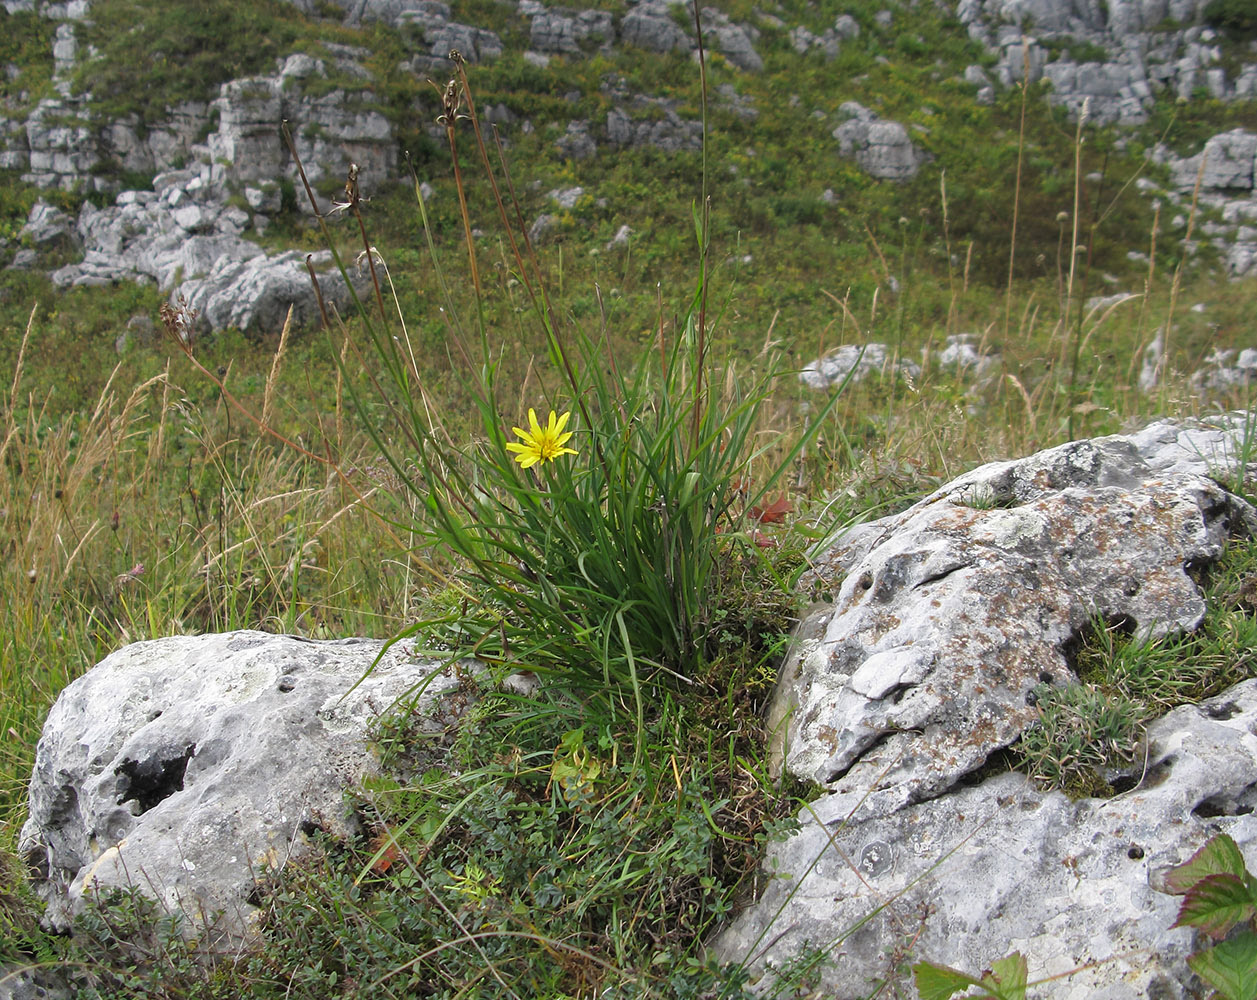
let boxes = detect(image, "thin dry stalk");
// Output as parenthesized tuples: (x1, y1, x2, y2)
(1061, 98, 1090, 367)
(261, 306, 294, 431)
(1002, 40, 1030, 341)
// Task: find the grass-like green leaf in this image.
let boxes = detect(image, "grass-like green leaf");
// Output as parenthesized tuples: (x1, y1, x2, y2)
(1188, 935, 1257, 1000)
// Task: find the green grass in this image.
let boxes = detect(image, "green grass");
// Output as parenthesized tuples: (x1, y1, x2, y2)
(1, 0, 1256, 992)
(1014, 533, 1257, 797)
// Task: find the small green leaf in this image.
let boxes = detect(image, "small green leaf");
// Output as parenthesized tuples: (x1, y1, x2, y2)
(1174, 873, 1257, 938)
(986, 952, 1029, 1000)
(1164, 834, 1249, 894)
(1188, 935, 1257, 1000)
(912, 961, 984, 1000)
(913, 954, 1029, 1000)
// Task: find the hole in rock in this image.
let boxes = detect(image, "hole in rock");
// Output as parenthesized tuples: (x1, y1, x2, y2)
(1127, 845, 1144, 860)
(1205, 700, 1240, 721)
(1193, 797, 1230, 819)
(277, 679, 296, 693)
(115, 744, 196, 813)
(1107, 771, 1143, 795)
(1061, 615, 1136, 680)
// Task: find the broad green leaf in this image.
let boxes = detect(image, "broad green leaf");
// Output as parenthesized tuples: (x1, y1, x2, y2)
(1188, 935, 1257, 1000)
(1174, 873, 1257, 938)
(912, 961, 984, 1000)
(1164, 834, 1249, 894)
(986, 952, 1029, 1000)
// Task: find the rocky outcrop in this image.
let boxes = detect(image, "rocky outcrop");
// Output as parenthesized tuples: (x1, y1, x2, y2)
(790, 13, 859, 59)
(18, 631, 472, 946)
(620, 0, 694, 56)
(39, 159, 363, 337)
(174, 250, 363, 337)
(717, 685, 1257, 998)
(525, 0, 764, 72)
(2, 46, 394, 196)
(799, 342, 921, 389)
(286, 0, 504, 63)
(833, 102, 928, 181)
(713, 414, 1257, 997)
(1154, 128, 1257, 279)
(522, 1, 615, 54)
(210, 54, 394, 189)
(17, 46, 385, 334)
(957, 0, 1255, 126)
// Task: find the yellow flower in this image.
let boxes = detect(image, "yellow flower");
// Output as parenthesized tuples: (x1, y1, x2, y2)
(506, 408, 578, 469)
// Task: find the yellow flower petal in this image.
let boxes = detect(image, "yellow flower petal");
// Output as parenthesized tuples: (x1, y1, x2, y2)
(506, 408, 579, 467)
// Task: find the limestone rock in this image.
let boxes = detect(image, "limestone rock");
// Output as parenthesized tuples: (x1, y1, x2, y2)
(18, 631, 472, 945)
(953, 0, 1250, 126)
(22, 97, 101, 191)
(394, 2, 502, 63)
(713, 415, 1257, 997)
(526, 4, 615, 53)
(621, 0, 693, 55)
(173, 249, 364, 336)
(1193, 347, 1257, 391)
(1169, 129, 1257, 192)
(19, 200, 77, 250)
(715, 684, 1257, 998)
(833, 104, 927, 181)
(933, 332, 999, 374)
(556, 120, 596, 160)
(799, 343, 921, 389)
(289, 0, 504, 58)
(701, 8, 763, 72)
(607, 101, 701, 152)
(773, 419, 1256, 803)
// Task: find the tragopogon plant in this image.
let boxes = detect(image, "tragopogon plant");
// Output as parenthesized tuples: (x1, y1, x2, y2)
(286, 47, 852, 707)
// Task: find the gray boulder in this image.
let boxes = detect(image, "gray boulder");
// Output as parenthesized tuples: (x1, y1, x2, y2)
(933, 332, 999, 374)
(701, 8, 763, 72)
(395, 2, 503, 62)
(19, 200, 77, 251)
(526, 4, 615, 53)
(715, 684, 1257, 998)
(174, 249, 364, 336)
(714, 415, 1257, 997)
(207, 60, 394, 191)
(22, 97, 101, 191)
(18, 631, 470, 946)
(621, 0, 693, 55)
(1169, 129, 1257, 192)
(286, 0, 503, 57)
(799, 343, 921, 389)
(955, 0, 1248, 126)
(834, 104, 927, 181)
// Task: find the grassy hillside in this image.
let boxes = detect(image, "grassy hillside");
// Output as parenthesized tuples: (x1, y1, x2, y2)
(2, 0, 1257, 995)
